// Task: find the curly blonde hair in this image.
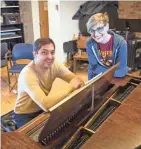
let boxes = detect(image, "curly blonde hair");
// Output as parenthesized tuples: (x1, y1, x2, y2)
(86, 12, 109, 33)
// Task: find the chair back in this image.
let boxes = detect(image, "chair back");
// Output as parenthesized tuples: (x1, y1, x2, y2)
(12, 43, 34, 61)
(1, 42, 8, 59)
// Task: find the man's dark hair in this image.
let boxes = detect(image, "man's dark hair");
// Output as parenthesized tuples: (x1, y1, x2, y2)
(33, 38, 55, 52)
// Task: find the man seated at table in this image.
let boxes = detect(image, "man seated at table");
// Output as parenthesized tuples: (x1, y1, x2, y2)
(13, 38, 84, 128)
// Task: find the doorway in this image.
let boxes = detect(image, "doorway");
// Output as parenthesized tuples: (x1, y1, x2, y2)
(39, 0, 49, 38)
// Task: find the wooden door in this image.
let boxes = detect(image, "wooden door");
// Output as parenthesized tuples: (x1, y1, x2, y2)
(39, 0, 49, 38)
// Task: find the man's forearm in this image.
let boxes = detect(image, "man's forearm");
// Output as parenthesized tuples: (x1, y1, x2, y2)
(43, 83, 74, 110)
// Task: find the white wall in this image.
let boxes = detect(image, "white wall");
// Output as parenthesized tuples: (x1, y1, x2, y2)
(30, 0, 85, 63)
(48, 0, 61, 62)
(60, 1, 84, 62)
(60, 1, 84, 41)
(48, 0, 84, 63)
(31, 1, 40, 41)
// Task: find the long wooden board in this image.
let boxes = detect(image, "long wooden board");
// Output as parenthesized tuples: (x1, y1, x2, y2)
(81, 83, 141, 149)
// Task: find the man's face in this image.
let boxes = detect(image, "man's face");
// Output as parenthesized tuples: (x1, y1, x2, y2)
(90, 21, 109, 43)
(34, 43, 55, 69)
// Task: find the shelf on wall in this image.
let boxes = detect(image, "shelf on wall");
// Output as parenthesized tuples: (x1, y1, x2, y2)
(1, 6, 19, 8)
(1, 23, 22, 26)
(1, 27, 21, 32)
(1, 0, 24, 50)
(1, 34, 22, 41)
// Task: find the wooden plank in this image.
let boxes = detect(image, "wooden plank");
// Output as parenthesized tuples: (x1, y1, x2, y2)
(81, 84, 141, 149)
(127, 70, 141, 79)
(111, 76, 131, 86)
(17, 112, 50, 134)
(1, 132, 45, 149)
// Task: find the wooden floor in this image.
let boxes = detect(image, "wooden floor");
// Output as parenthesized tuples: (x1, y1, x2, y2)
(1, 65, 17, 116)
(0, 60, 88, 116)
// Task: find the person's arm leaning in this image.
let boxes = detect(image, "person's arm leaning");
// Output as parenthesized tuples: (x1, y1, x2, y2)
(55, 62, 84, 89)
(23, 73, 75, 112)
(114, 40, 128, 77)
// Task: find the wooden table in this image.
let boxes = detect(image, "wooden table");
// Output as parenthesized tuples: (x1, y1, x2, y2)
(1, 132, 45, 149)
(73, 52, 88, 73)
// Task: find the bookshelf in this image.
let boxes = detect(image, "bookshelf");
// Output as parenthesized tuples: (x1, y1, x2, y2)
(1, 1, 24, 50)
